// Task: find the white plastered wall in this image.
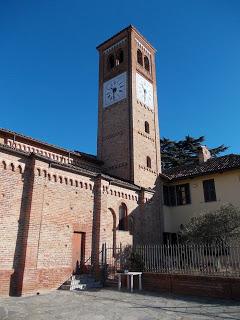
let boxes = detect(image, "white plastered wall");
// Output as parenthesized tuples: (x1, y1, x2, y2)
(163, 169, 240, 233)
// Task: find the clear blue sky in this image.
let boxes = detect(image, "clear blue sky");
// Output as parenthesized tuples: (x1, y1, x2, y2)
(0, 0, 239, 155)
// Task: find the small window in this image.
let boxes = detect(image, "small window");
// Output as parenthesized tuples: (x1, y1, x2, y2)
(163, 184, 191, 206)
(203, 179, 216, 202)
(144, 56, 150, 72)
(144, 121, 150, 134)
(119, 203, 127, 231)
(137, 49, 143, 65)
(169, 186, 177, 206)
(176, 184, 191, 205)
(147, 156, 151, 168)
(163, 185, 170, 206)
(108, 54, 115, 69)
(116, 49, 124, 65)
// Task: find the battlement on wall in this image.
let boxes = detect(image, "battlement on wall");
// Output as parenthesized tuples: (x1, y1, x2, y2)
(0, 128, 103, 172)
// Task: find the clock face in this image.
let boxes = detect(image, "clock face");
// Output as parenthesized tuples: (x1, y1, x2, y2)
(136, 73, 154, 109)
(103, 72, 127, 108)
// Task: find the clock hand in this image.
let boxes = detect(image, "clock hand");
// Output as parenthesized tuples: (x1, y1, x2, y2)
(143, 88, 147, 102)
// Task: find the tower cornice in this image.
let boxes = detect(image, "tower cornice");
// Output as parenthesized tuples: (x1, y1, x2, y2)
(96, 25, 156, 52)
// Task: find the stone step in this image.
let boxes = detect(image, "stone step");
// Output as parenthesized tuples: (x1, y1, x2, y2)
(59, 274, 103, 291)
(71, 284, 87, 291)
(59, 284, 71, 290)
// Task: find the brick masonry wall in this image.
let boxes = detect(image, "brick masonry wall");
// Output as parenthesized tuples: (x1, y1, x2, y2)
(0, 270, 14, 296)
(0, 154, 25, 271)
(98, 176, 164, 246)
(1, 149, 153, 296)
(97, 26, 162, 188)
(35, 162, 94, 270)
(97, 28, 132, 182)
(0, 137, 163, 296)
(0, 152, 26, 296)
(99, 180, 139, 247)
(37, 267, 72, 292)
(0, 149, 97, 295)
(143, 273, 240, 300)
(25, 160, 95, 295)
(131, 29, 161, 189)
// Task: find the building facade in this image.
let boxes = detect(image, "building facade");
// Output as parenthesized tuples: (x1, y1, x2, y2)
(2, 25, 239, 298)
(0, 26, 163, 296)
(162, 150, 240, 243)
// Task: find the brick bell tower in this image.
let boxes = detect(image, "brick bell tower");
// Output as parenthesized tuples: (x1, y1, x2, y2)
(97, 25, 161, 189)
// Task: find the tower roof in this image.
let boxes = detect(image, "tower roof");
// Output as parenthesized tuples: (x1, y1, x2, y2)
(96, 25, 156, 52)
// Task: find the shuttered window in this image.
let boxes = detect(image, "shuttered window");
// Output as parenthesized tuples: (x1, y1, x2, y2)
(203, 179, 216, 202)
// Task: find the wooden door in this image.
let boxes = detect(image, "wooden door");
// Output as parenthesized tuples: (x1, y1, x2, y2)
(72, 232, 85, 274)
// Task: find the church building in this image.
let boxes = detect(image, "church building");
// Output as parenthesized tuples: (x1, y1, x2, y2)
(0, 26, 164, 296)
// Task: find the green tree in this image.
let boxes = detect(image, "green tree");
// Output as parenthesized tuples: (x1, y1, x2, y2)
(180, 204, 240, 245)
(161, 135, 228, 169)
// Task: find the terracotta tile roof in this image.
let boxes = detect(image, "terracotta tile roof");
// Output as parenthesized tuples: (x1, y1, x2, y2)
(0, 143, 140, 191)
(163, 154, 240, 181)
(0, 128, 103, 165)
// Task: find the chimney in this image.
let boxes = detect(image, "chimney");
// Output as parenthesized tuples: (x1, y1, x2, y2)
(198, 145, 211, 163)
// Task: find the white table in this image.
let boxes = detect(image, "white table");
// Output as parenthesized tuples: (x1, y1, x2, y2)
(117, 272, 142, 293)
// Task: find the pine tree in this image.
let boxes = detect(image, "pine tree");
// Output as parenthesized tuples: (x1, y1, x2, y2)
(161, 135, 228, 169)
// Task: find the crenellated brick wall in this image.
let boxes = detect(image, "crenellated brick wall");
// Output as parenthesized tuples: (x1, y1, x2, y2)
(1, 145, 159, 296)
(0, 148, 97, 295)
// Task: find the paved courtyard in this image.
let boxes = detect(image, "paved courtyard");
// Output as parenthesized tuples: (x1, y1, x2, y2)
(0, 288, 240, 320)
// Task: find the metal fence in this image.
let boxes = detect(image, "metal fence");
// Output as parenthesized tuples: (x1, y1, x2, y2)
(101, 243, 240, 278)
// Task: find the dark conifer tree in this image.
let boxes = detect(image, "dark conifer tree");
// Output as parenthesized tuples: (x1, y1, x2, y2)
(161, 135, 228, 169)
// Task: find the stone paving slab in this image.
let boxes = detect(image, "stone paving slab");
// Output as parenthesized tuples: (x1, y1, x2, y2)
(0, 288, 240, 320)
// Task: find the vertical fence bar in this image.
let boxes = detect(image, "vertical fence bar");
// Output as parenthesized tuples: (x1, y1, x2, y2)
(159, 244, 162, 272)
(152, 245, 155, 272)
(232, 244, 236, 275)
(157, 244, 160, 272)
(189, 244, 192, 274)
(147, 245, 150, 272)
(150, 245, 152, 272)
(193, 244, 197, 275)
(176, 243, 180, 274)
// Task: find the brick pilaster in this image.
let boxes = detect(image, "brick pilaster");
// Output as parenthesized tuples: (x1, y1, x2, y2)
(10, 155, 45, 295)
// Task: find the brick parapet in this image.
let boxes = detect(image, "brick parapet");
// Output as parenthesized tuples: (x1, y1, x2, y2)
(143, 273, 240, 300)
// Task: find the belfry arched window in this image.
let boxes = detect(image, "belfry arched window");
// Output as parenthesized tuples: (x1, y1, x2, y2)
(145, 121, 150, 134)
(119, 203, 127, 231)
(116, 49, 124, 65)
(108, 54, 115, 69)
(144, 56, 150, 72)
(137, 49, 143, 66)
(147, 156, 151, 168)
